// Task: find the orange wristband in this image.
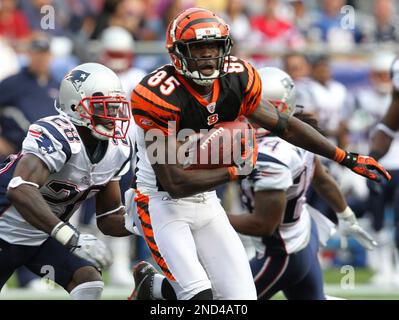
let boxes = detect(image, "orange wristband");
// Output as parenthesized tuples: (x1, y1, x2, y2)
(228, 166, 239, 181)
(334, 147, 346, 163)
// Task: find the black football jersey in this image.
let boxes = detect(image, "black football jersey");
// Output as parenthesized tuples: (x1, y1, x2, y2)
(131, 56, 262, 134)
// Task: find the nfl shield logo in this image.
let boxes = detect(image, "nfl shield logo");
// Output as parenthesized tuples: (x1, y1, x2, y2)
(206, 102, 216, 113)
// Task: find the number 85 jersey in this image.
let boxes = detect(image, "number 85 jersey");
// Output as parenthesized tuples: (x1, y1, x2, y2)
(0, 115, 132, 246)
(131, 57, 261, 192)
(131, 56, 262, 134)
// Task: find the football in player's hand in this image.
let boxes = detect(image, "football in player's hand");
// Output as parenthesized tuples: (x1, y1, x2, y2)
(184, 120, 255, 170)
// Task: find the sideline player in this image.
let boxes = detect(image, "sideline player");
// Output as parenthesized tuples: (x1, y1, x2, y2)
(129, 8, 389, 300)
(0, 63, 134, 299)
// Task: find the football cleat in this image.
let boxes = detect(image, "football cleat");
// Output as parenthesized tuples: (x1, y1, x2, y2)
(128, 261, 159, 300)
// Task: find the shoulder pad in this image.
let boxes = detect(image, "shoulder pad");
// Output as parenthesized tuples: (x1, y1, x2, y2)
(257, 137, 294, 166)
(134, 64, 181, 101)
(33, 116, 82, 155)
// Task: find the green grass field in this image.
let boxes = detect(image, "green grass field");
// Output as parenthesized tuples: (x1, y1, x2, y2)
(2, 268, 399, 300)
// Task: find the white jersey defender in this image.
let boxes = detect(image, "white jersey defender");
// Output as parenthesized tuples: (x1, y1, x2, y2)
(0, 62, 134, 299)
(241, 134, 315, 255)
(240, 67, 315, 255)
(0, 115, 132, 245)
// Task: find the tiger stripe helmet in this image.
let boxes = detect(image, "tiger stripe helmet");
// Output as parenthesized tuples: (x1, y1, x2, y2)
(166, 8, 233, 86)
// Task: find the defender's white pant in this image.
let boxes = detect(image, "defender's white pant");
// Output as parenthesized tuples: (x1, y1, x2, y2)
(133, 189, 256, 300)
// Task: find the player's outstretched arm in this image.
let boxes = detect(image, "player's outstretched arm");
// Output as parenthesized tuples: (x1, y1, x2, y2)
(96, 180, 132, 237)
(227, 189, 286, 237)
(311, 157, 377, 250)
(247, 101, 391, 182)
(369, 89, 399, 161)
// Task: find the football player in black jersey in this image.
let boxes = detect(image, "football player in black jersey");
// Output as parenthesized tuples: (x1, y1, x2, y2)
(128, 8, 390, 300)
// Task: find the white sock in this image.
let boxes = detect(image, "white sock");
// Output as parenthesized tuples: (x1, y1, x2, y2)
(152, 274, 166, 300)
(70, 281, 104, 300)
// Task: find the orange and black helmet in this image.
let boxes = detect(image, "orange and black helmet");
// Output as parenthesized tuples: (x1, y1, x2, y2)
(166, 8, 233, 85)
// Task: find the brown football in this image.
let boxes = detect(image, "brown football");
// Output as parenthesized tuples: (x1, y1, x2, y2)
(185, 120, 254, 170)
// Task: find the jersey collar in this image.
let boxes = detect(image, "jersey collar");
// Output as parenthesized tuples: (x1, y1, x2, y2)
(176, 73, 220, 107)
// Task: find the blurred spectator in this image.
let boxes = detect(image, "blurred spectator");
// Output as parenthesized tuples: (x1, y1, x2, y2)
(145, 0, 184, 41)
(132, 0, 184, 71)
(122, 0, 156, 40)
(250, 0, 305, 51)
(64, 0, 104, 34)
(282, 51, 311, 112)
(282, 51, 310, 81)
(86, 0, 115, 39)
(90, 0, 125, 39)
(0, 0, 31, 47)
(0, 35, 58, 159)
(0, 37, 19, 81)
(220, 0, 251, 43)
(373, 0, 398, 42)
(297, 54, 351, 223)
(297, 54, 349, 147)
(348, 52, 396, 155)
(140, 0, 164, 40)
(348, 51, 399, 286)
(99, 26, 146, 94)
(90, 0, 154, 41)
(361, 0, 399, 43)
(310, 0, 363, 50)
(286, 0, 314, 40)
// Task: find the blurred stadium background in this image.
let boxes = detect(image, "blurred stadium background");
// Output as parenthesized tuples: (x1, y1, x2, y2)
(1, 0, 399, 299)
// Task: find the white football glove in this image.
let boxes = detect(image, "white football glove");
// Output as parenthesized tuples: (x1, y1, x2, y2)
(72, 234, 113, 270)
(51, 222, 113, 269)
(338, 207, 378, 250)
